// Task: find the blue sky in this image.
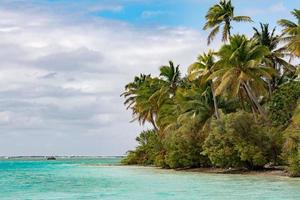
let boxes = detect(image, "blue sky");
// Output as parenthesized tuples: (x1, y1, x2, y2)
(44, 0, 299, 29)
(95, 0, 295, 26)
(0, 0, 299, 156)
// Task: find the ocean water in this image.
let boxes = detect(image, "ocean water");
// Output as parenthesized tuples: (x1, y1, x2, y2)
(0, 157, 300, 200)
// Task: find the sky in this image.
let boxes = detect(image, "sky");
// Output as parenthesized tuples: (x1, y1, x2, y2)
(0, 0, 299, 156)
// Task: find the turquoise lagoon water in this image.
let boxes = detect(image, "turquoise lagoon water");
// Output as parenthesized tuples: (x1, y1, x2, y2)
(1, 157, 300, 200)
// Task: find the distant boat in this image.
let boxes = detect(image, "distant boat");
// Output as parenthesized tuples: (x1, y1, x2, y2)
(46, 156, 56, 160)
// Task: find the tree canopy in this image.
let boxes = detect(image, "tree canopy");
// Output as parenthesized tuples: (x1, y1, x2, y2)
(121, 1, 300, 177)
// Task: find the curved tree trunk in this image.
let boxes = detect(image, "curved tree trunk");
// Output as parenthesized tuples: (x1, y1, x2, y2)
(242, 82, 267, 119)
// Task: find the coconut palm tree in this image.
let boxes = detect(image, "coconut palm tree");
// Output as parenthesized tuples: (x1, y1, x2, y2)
(253, 23, 295, 92)
(203, 0, 252, 45)
(146, 61, 182, 120)
(278, 9, 300, 57)
(188, 51, 220, 119)
(121, 74, 161, 131)
(176, 85, 215, 127)
(159, 61, 181, 95)
(122, 74, 149, 106)
(209, 35, 273, 117)
(157, 83, 214, 134)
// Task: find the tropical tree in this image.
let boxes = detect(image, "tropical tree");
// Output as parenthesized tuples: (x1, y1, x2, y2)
(122, 74, 150, 110)
(175, 85, 215, 127)
(188, 51, 220, 119)
(159, 61, 181, 95)
(122, 74, 162, 130)
(157, 83, 214, 135)
(253, 23, 295, 92)
(203, 0, 252, 44)
(209, 35, 272, 117)
(147, 61, 182, 128)
(278, 9, 300, 57)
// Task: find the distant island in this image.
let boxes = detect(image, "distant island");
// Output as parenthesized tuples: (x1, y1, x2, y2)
(121, 0, 300, 177)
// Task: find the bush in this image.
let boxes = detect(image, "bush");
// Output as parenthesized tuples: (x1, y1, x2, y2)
(121, 151, 142, 165)
(121, 130, 164, 166)
(268, 80, 300, 127)
(202, 119, 241, 168)
(162, 117, 212, 169)
(203, 111, 277, 169)
(282, 101, 300, 177)
(164, 130, 210, 169)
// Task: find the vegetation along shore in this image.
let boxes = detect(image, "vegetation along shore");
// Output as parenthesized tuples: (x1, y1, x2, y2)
(121, 0, 300, 177)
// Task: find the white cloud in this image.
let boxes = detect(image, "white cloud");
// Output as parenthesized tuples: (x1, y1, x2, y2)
(242, 2, 287, 16)
(0, 1, 207, 156)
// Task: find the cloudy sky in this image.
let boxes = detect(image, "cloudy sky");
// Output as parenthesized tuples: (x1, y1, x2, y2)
(0, 0, 299, 156)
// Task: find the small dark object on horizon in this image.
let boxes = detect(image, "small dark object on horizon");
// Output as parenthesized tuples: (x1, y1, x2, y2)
(47, 156, 56, 160)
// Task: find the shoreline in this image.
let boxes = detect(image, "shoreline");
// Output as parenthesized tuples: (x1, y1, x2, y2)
(173, 167, 290, 177)
(83, 164, 296, 178)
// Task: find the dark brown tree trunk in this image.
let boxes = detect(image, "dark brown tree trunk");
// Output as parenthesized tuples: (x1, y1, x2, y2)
(226, 19, 231, 41)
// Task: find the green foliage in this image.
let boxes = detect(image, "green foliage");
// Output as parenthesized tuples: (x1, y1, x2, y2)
(268, 81, 300, 127)
(203, 118, 241, 168)
(278, 9, 300, 57)
(121, 130, 164, 166)
(164, 120, 211, 169)
(253, 23, 295, 92)
(203, 0, 252, 44)
(210, 35, 272, 118)
(159, 61, 181, 95)
(203, 112, 277, 169)
(122, 74, 164, 130)
(121, 0, 300, 175)
(282, 101, 300, 176)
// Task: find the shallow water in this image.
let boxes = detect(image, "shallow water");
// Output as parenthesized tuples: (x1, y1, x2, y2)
(0, 157, 300, 200)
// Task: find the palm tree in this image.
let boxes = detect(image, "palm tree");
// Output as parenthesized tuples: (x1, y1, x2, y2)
(203, 0, 252, 45)
(176, 85, 215, 127)
(209, 35, 273, 118)
(278, 9, 300, 57)
(146, 61, 181, 121)
(157, 84, 214, 134)
(121, 74, 161, 131)
(253, 23, 295, 92)
(188, 51, 220, 119)
(159, 61, 181, 95)
(122, 74, 150, 109)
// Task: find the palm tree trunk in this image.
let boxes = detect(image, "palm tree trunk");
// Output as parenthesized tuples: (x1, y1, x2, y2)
(242, 85, 258, 120)
(226, 19, 231, 41)
(227, 23, 231, 38)
(242, 82, 267, 119)
(211, 84, 220, 119)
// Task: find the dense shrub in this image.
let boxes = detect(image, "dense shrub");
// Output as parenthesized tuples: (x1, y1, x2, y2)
(121, 130, 164, 165)
(268, 81, 300, 127)
(203, 111, 278, 169)
(282, 101, 300, 177)
(164, 127, 210, 169)
(122, 122, 211, 168)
